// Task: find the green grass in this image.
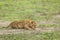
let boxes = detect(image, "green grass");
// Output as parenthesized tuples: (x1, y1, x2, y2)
(38, 24, 60, 28)
(0, 31, 60, 40)
(0, 0, 60, 21)
(0, 0, 60, 40)
(0, 0, 60, 28)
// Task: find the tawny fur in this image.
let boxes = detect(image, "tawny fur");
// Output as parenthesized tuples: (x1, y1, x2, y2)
(8, 19, 36, 30)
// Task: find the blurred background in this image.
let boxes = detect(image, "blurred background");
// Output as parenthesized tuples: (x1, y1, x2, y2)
(0, 0, 60, 40)
(0, 0, 60, 28)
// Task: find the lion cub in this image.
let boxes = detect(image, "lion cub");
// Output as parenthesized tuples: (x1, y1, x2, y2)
(7, 19, 36, 30)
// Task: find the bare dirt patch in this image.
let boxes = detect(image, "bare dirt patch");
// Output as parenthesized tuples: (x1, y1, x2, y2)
(0, 21, 12, 27)
(0, 28, 55, 35)
(53, 15, 60, 18)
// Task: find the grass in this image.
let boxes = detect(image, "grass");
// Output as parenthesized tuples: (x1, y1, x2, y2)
(0, 0, 60, 28)
(38, 24, 60, 28)
(0, 0, 60, 40)
(0, 0, 60, 21)
(0, 31, 60, 40)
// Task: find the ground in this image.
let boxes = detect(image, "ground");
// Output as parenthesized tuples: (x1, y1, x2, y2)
(0, 0, 60, 40)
